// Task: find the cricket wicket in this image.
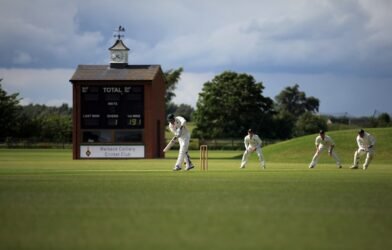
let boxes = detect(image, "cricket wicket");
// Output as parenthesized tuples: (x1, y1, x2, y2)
(200, 145, 208, 171)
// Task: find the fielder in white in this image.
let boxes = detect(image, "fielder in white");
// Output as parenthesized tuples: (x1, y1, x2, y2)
(309, 130, 342, 169)
(350, 129, 376, 170)
(240, 129, 266, 169)
(167, 114, 194, 171)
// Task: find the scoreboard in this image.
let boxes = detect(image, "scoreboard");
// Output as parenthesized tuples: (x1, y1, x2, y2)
(70, 64, 165, 159)
(81, 85, 144, 129)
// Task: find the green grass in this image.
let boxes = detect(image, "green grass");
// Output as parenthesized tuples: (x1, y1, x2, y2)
(1, 128, 392, 250)
(264, 127, 392, 164)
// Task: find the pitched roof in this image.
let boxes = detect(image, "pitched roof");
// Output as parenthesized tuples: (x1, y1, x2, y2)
(70, 65, 162, 82)
(108, 39, 130, 51)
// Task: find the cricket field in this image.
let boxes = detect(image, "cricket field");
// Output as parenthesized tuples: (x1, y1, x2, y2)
(0, 128, 391, 250)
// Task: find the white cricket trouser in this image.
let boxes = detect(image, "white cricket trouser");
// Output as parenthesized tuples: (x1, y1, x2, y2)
(310, 146, 341, 167)
(175, 134, 192, 168)
(353, 148, 374, 168)
(241, 147, 265, 167)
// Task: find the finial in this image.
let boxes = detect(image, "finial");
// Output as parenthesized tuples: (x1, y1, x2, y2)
(113, 25, 125, 40)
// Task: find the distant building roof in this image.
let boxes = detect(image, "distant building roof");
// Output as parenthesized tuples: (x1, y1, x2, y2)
(70, 65, 162, 82)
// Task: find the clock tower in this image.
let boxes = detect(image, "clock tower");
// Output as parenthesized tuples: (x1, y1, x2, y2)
(109, 26, 129, 68)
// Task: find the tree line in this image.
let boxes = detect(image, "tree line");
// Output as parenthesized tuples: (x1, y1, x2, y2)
(191, 71, 390, 140)
(0, 83, 72, 146)
(1, 70, 390, 145)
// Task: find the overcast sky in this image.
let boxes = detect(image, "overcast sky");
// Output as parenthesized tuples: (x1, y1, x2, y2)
(0, 0, 391, 116)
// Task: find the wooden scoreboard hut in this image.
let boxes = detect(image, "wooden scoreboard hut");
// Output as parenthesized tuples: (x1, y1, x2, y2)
(70, 34, 165, 159)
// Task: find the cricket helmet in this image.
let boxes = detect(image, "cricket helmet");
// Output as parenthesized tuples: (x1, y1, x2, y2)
(167, 114, 175, 122)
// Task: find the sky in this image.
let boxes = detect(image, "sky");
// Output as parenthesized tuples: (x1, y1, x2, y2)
(0, 0, 391, 117)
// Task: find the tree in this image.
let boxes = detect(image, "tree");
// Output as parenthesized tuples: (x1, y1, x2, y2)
(41, 114, 72, 147)
(377, 113, 391, 127)
(174, 104, 194, 121)
(14, 113, 42, 139)
(0, 83, 22, 140)
(165, 102, 195, 121)
(166, 102, 178, 116)
(164, 67, 183, 108)
(272, 110, 296, 139)
(273, 84, 320, 138)
(275, 84, 319, 117)
(19, 103, 72, 143)
(192, 71, 274, 139)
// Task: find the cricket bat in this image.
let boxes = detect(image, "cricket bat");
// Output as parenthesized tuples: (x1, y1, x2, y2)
(163, 137, 177, 152)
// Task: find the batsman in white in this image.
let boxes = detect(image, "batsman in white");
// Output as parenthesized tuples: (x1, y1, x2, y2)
(309, 130, 342, 169)
(240, 129, 266, 169)
(167, 114, 194, 171)
(350, 129, 376, 170)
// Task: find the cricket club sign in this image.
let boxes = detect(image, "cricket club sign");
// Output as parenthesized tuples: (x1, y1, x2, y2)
(80, 145, 145, 158)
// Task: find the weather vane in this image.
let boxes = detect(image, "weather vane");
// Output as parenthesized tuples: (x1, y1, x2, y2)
(114, 25, 125, 40)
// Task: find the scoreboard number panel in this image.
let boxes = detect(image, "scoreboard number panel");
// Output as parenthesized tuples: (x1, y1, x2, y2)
(81, 85, 144, 129)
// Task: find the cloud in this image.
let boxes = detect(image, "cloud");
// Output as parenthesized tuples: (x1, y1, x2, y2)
(0, 68, 73, 106)
(12, 51, 33, 65)
(0, 0, 391, 116)
(1, 0, 391, 76)
(172, 71, 215, 106)
(0, 0, 106, 68)
(116, 0, 392, 76)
